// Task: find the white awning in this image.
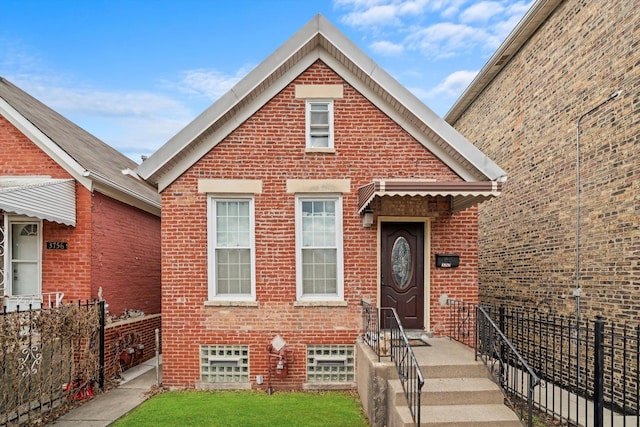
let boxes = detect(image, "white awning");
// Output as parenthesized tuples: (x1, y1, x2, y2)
(358, 179, 503, 214)
(0, 177, 76, 226)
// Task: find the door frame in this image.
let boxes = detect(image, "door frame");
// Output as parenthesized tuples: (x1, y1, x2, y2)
(5, 215, 42, 297)
(376, 216, 431, 331)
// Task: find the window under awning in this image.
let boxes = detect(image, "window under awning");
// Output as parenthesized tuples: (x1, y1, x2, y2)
(358, 179, 503, 214)
(0, 177, 76, 226)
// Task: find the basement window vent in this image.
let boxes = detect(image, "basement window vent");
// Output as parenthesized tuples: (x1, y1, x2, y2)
(200, 345, 249, 383)
(312, 356, 347, 367)
(307, 345, 354, 383)
(208, 357, 241, 367)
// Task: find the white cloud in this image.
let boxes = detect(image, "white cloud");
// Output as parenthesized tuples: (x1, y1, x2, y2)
(405, 23, 492, 58)
(336, 0, 532, 60)
(177, 67, 250, 100)
(427, 70, 479, 98)
(370, 40, 405, 55)
(337, 0, 429, 28)
(459, 1, 505, 23)
(3, 74, 195, 161)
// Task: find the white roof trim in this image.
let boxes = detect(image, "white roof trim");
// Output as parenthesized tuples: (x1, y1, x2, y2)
(138, 14, 506, 191)
(445, 0, 562, 124)
(0, 97, 92, 192)
(0, 177, 76, 226)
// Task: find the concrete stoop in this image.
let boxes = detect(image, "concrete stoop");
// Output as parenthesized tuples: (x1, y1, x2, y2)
(386, 339, 521, 427)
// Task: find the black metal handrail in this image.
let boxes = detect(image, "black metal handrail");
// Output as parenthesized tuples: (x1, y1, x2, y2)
(362, 299, 381, 359)
(362, 300, 424, 426)
(496, 306, 639, 427)
(476, 305, 541, 427)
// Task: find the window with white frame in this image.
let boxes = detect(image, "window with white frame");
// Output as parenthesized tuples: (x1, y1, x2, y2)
(208, 197, 255, 300)
(296, 195, 343, 300)
(306, 100, 333, 149)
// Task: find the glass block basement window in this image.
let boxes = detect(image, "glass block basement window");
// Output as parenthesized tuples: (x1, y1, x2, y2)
(200, 345, 249, 383)
(307, 345, 354, 382)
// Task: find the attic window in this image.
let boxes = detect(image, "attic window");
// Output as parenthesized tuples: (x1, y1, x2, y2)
(306, 100, 334, 150)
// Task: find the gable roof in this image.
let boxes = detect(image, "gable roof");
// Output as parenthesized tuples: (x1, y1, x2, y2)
(0, 77, 160, 215)
(137, 14, 506, 192)
(444, 0, 563, 124)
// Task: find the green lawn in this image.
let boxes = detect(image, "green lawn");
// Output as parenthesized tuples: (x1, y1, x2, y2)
(112, 390, 370, 427)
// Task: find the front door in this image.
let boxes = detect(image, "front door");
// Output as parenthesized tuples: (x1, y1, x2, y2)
(380, 222, 424, 329)
(10, 222, 40, 296)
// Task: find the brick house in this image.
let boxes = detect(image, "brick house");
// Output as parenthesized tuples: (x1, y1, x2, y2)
(137, 15, 505, 390)
(445, 0, 638, 323)
(0, 77, 161, 368)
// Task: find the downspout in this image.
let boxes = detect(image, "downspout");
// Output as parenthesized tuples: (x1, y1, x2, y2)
(81, 170, 161, 211)
(573, 90, 621, 383)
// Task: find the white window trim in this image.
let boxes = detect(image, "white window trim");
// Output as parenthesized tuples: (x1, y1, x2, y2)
(207, 195, 256, 301)
(305, 99, 334, 150)
(295, 194, 344, 302)
(6, 215, 42, 297)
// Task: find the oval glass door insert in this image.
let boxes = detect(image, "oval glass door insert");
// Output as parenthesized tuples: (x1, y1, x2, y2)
(391, 236, 411, 288)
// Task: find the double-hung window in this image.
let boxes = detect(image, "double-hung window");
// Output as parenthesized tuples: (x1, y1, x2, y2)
(306, 100, 333, 149)
(208, 197, 255, 301)
(295, 195, 343, 301)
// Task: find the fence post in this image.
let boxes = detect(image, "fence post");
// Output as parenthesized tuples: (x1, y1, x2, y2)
(593, 316, 604, 427)
(98, 300, 105, 391)
(499, 306, 506, 381)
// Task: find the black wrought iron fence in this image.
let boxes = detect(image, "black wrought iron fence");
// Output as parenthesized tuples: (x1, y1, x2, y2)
(448, 299, 640, 427)
(496, 306, 640, 427)
(476, 305, 541, 427)
(361, 300, 424, 426)
(362, 299, 381, 359)
(447, 297, 476, 347)
(0, 300, 105, 425)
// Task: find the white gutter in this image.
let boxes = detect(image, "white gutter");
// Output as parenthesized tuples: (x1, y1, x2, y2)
(82, 170, 161, 211)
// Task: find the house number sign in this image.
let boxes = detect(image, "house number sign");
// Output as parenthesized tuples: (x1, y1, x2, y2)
(46, 241, 68, 250)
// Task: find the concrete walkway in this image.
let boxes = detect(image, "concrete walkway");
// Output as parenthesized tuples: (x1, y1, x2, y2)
(51, 356, 161, 426)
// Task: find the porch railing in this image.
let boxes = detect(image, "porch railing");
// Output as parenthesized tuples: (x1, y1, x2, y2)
(497, 306, 639, 427)
(449, 299, 640, 427)
(3, 292, 65, 312)
(362, 300, 424, 426)
(476, 305, 541, 427)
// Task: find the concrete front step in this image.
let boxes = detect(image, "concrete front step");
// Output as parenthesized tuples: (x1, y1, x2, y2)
(394, 404, 522, 427)
(423, 377, 505, 406)
(386, 338, 521, 427)
(420, 362, 489, 380)
(411, 339, 490, 380)
(388, 378, 504, 407)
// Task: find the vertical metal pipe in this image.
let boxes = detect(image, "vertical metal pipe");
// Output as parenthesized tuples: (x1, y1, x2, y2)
(98, 300, 105, 391)
(574, 90, 622, 326)
(155, 328, 160, 387)
(593, 316, 604, 427)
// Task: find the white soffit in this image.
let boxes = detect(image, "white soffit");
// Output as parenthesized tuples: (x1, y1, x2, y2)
(0, 177, 76, 226)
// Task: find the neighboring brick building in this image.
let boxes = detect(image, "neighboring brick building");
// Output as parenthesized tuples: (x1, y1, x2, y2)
(138, 15, 505, 390)
(0, 77, 161, 319)
(446, 0, 638, 322)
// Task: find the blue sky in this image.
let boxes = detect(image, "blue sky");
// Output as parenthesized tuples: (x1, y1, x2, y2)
(1, 0, 533, 162)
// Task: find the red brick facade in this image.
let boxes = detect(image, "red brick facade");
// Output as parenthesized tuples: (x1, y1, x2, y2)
(160, 61, 480, 389)
(104, 314, 162, 379)
(91, 192, 161, 315)
(1, 116, 161, 316)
